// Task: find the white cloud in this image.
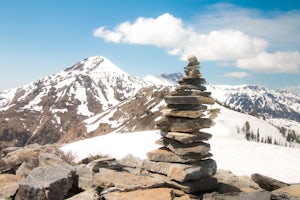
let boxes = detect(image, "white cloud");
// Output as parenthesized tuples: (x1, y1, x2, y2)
(94, 27, 122, 43)
(237, 51, 300, 73)
(94, 13, 267, 62)
(94, 11, 300, 74)
(179, 29, 267, 61)
(193, 3, 300, 50)
(224, 72, 249, 78)
(94, 13, 189, 48)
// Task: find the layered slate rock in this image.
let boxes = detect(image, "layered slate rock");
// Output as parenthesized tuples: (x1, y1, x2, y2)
(144, 55, 217, 194)
(16, 164, 78, 200)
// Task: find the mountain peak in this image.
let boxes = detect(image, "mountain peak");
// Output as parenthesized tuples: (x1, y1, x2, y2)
(64, 55, 127, 76)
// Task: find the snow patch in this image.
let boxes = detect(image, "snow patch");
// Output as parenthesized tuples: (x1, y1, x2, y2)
(61, 130, 161, 162)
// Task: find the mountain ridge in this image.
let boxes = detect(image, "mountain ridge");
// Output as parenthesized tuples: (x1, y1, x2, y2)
(0, 55, 299, 149)
(0, 55, 157, 149)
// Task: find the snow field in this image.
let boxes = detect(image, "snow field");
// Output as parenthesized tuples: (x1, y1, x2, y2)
(62, 104, 300, 184)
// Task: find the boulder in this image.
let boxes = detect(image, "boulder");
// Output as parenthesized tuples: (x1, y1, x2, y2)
(251, 173, 289, 191)
(157, 138, 210, 156)
(187, 55, 199, 63)
(38, 152, 66, 166)
(215, 170, 261, 193)
(175, 84, 206, 92)
(271, 184, 300, 200)
(86, 157, 121, 173)
(2, 146, 22, 154)
(160, 131, 212, 144)
(142, 159, 216, 182)
(16, 164, 78, 200)
(75, 157, 122, 190)
(164, 96, 214, 105)
(102, 187, 188, 200)
(93, 168, 164, 191)
(16, 162, 34, 177)
(170, 90, 211, 97)
(176, 177, 218, 194)
(167, 104, 204, 111)
(66, 189, 99, 200)
(179, 77, 206, 86)
(147, 148, 211, 163)
(0, 174, 24, 199)
(203, 191, 271, 200)
(75, 164, 95, 191)
(117, 154, 142, 168)
(184, 73, 202, 79)
(149, 172, 217, 194)
(162, 109, 204, 119)
(157, 117, 213, 133)
(1, 146, 40, 174)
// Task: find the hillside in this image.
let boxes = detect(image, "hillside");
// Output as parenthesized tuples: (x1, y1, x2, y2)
(0, 56, 165, 149)
(1, 55, 299, 150)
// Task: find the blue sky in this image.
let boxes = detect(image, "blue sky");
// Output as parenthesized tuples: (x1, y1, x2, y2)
(1, 0, 300, 93)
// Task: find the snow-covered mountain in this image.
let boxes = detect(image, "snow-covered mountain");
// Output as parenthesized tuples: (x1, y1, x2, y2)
(207, 84, 300, 123)
(0, 55, 167, 149)
(1, 54, 299, 150)
(1, 55, 147, 113)
(144, 74, 300, 123)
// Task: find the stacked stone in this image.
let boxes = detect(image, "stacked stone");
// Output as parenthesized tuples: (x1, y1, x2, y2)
(143, 55, 217, 194)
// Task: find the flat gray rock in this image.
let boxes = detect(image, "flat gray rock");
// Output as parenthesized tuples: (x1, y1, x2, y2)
(157, 138, 211, 156)
(93, 168, 164, 191)
(251, 173, 289, 191)
(147, 148, 211, 163)
(16, 164, 77, 200)
(142, 159, 217, 182)
(157, 117, 213, 132)
(160, 131, 212, 144)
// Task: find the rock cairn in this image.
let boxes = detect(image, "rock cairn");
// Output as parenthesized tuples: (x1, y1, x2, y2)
(143, 55, 217, 194)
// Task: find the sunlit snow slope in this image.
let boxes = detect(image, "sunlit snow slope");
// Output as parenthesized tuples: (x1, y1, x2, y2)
(62, 104, 300, 184)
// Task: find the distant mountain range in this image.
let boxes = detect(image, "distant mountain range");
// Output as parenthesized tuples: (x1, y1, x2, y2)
(145, 74, 300, 122)
(0, 55, 299, 149)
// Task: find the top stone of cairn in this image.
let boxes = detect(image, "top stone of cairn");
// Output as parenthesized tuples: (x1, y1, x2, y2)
(187, 55, 200, 65)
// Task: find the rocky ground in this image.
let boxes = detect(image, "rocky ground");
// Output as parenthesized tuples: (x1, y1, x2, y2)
(0, 143, 299, 200)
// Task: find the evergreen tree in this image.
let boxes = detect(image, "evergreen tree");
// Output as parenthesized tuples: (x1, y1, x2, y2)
(257, 128, 260, 142)
(245, 133, 250, 141)
(245, 121, 250, 133)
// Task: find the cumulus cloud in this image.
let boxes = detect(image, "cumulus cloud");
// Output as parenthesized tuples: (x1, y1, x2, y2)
(94, 13, 189, 47)
(224, 72, 249, 78)
(94, 13, 267, 61)
(237, 51, 300, 73)
(193, 3, 300, 50)
(94, 11, 300, 74)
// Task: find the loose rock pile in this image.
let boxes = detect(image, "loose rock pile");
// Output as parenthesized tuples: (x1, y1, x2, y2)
(143, 55, 218, 194)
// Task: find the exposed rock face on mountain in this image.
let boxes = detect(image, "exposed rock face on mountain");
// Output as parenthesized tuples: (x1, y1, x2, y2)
(146, 74, 300, 123)
(207, 84, 300, 122)
(0, 54, 299, 150)
(0, 56, 168, 149)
